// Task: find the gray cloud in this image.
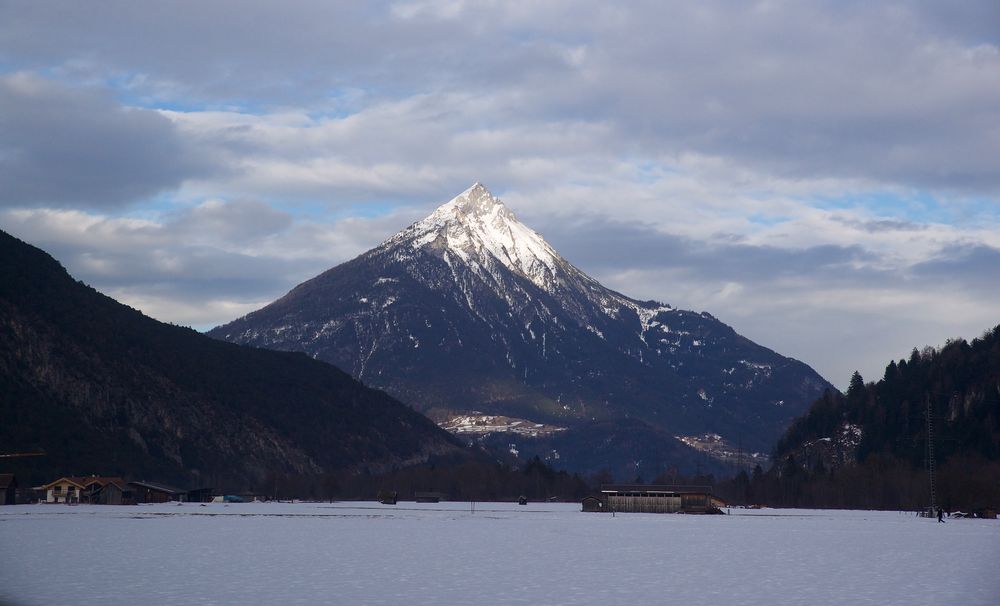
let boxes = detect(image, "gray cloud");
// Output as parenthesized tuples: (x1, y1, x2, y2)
(1, 202, 317, 305)
(542, 218, 1000, 305)
(538, 218, 1000, 386)
(169, 199, 293, 242)
(2, 2, 999, 197)
(912, 244, 1000, 290)
(542, 220, 880, 284)
(0, 74, 214, 209)
(831, 217, 929, 234)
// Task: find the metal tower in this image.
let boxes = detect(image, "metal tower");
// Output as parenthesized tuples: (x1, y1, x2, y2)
(926, 397, 937, 516)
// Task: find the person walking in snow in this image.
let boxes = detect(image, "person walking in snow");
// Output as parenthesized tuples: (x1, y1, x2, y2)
(937, 508, 945, 523)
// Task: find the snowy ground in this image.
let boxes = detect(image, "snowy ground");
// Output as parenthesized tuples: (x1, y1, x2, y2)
(1, 502, 997, 606)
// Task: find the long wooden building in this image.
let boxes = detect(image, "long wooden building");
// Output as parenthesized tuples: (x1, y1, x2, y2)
(597, 484, 725, 514)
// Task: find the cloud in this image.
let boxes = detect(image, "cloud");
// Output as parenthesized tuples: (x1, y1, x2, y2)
(543, 220, 874, 278)
(3, 2, 999, 197)
(536, 216, 1000, 386)
(0, 73, 214, 209)
(2, 204, 313, 318)
(170, 199, 293, 244)
(0, 199, 429, 328)
(831, 217, 928, 234)
(911, 244, 1000, 296)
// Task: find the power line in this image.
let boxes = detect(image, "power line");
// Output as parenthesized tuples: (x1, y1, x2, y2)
(0, 451, 46, 459)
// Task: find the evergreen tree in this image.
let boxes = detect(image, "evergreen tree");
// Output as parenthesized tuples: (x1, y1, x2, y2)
(847, 371, 865, 400)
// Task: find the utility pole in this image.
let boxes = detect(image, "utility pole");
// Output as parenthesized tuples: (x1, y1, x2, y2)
(737, 435, 744, 476)
(926, 397, 937, 517)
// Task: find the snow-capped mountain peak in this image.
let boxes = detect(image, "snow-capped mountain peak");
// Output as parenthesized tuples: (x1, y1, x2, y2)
(388, 182, 564, 291)
(210, 183, 833, 463)
(434, 182, 510, 220)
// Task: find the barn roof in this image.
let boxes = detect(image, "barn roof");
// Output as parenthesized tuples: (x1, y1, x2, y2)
(600, 484, 714, 494)
(129, 480, 187, 494)
(74, 476, 127, 488)
(101, 479, 131, 490)
(38, 477, 88, 490)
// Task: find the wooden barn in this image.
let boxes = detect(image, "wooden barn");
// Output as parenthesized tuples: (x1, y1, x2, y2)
(97, 479, 135, 505)
(79, 477, 129, 504)
(129, 480, 187, 503)
(598, 485, 725, 514)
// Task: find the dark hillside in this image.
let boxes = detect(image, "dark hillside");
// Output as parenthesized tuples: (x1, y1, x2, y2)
(0, 230, 467, 490)
(741, 327, 1000, 510)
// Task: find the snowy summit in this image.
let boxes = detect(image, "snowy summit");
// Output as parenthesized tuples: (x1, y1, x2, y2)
(390, 182, 563, 291)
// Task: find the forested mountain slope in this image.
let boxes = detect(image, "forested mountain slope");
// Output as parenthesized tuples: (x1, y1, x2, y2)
(761, 327, 1000, 509)
(0, 230, 467, 489)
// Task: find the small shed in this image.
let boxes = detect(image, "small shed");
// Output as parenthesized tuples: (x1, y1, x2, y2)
(378, 490, 398, 505)
(414, 491, 445, 503)
(0, 474, 17, 505)
(130, 480, 187, 503)
(186, 487, 215, 503)
(581, 495, 604, 512)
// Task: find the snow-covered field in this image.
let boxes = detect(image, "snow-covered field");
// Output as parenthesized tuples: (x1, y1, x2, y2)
(1, 501, 997, 605)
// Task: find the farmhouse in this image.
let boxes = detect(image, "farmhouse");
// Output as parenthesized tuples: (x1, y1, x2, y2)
(38, 477, 88, 503)
(597, 485, 725, 514)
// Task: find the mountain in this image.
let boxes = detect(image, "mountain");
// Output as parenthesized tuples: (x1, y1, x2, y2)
(761, 328, 1000, 510)
(0, 229, 467, 490)
(210, 183, 831, 474)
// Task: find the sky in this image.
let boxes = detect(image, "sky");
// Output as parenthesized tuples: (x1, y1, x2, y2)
(1, 1, 999, 389)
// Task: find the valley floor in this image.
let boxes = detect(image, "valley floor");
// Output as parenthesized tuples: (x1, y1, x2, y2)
(1, 501, 996, 605)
